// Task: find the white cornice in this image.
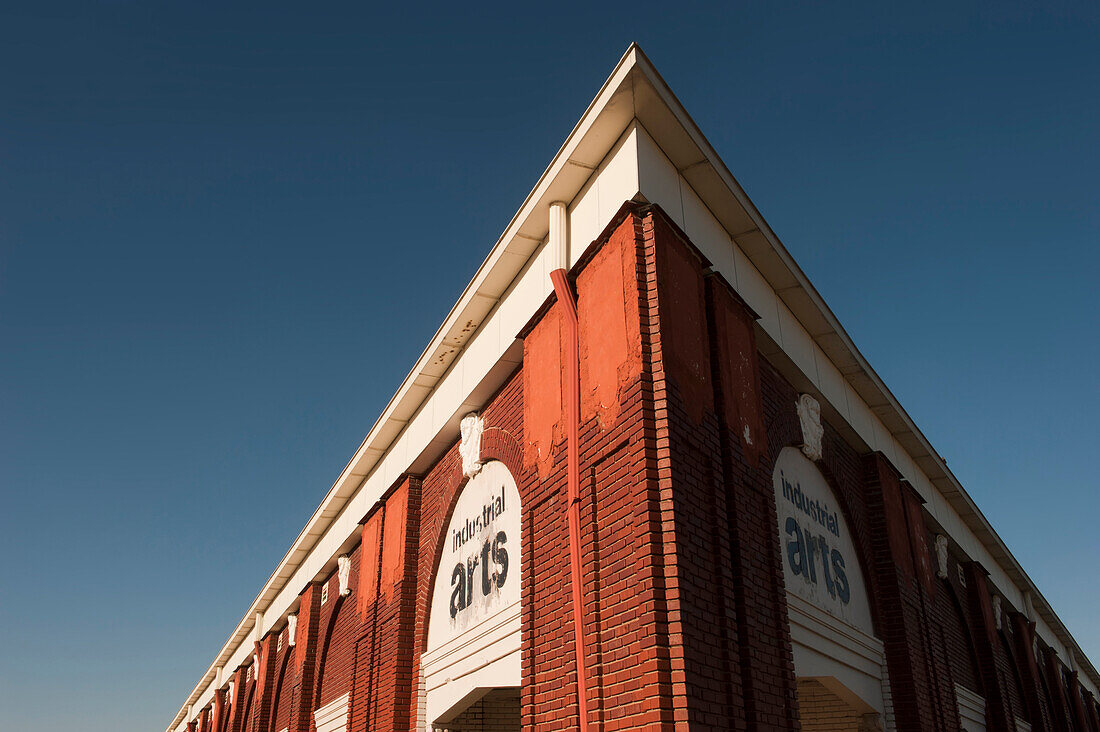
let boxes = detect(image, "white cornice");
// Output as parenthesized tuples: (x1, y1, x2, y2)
(166, 44, 644, 732)
(622, 45, 1099, 694)
(167, 43, 1097, 731)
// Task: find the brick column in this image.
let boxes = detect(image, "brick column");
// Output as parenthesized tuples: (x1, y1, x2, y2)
(250, 633, 278, 732)
(1083, 689, 1100, 732)
(575, 203, 679, 730)
(351, 476, 421, 732)
(288, 583, 322, 732)
(211, 688, 227, 732)
(705, 269, 796, 731)
(227, 667, 246, 732)
(1042, 649, 1073, 730)
(639, 206, 761, 729)
(1009, 612, 1050, 732)
(863, 452, 950, 732)
(393, 477, 422, 732)
(1070, 670, 1092, 732)
(511, 201, 682, 729)
(962, 563, 1013, 731)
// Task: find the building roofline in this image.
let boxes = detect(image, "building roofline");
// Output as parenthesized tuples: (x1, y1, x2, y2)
(626, 43, 1098, 689)
(165, 44, 645, 732)
(166, 43, 1096, 731)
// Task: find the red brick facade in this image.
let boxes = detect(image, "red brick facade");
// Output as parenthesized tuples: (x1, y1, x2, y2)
(190, 202, 1099, 732)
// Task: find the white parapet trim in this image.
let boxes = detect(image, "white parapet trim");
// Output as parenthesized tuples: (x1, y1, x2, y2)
(166, 42, 1098, 732)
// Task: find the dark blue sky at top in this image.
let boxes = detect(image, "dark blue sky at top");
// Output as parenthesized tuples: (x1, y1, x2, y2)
(1, 2, 1097, 730)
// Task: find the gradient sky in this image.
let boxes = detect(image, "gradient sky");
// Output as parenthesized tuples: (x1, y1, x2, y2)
(2, 3, 1098, 730)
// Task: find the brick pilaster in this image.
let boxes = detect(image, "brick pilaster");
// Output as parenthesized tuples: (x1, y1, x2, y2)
(250, 633, 278, 732)
(351, 476, 422, 732)
(288, 583, 322, 732)
(705, 268, 797, 731)
(962, 563, 1014, 731)
(211, 688, 226, 732)
(394, 477, 422, 732)
(1083, 689, 1100, 732)
(642, 211, 750, 730)
(227, 667, 246, 732)
(1069, 670, 1092, 732)
(863, 452, 947, 732)
(1009, 613, 1050, 731)
(1042, 649, 1073, 730)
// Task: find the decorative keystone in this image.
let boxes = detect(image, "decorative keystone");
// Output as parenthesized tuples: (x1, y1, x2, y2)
(337, 555, 351, 597)
(459, 413, 484, 478)
(796, 394, 823, 461)
(935, 535, 949, 579)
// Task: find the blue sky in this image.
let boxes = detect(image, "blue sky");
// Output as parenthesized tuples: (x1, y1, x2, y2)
(1, 3, 1098, 730)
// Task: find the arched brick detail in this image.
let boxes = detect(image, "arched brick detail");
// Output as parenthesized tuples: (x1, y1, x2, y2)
(312, 592, 350, 710)
(416, 449, 464, 658)
(480, 426, 524, 479)
(416, 441, 532, 654)
(760, 409, 883, 637)
(235, 678, 254, 732)
(268, 648, 291, 732)
(999, 628, 1032, 724)
(939, 582, 984, 697)
(410, 369, 538, 732)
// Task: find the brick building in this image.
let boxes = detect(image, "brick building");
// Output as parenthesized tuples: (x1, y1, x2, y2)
(166, 46, 1099, 732)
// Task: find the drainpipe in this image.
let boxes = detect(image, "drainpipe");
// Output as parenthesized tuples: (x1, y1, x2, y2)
(549, 201, 591, 732)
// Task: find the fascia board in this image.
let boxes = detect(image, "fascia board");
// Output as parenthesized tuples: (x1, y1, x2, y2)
(166, 45, 645, 731)
(625, 46, 1099, 692)
(169, 45, 1096, 731)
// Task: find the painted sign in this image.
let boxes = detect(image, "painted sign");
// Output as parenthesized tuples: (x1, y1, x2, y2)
(773, 447, 873, 633)
(428, 460, 521, 648)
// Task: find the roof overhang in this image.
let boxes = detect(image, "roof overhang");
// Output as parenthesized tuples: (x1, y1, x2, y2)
(167, 43, 1096, 731)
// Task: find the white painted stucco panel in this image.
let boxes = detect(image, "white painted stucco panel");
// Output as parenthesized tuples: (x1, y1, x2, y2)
(954, 526, 984, 570)
(1035, 617, 1065, 658)
(429, 360, 465, 439)
(385, 430, 410, 483)
(813, 343, 851, 425)
(681, 177, 736, 278)
(461, 308, 501, 397)
(732, 245, 781, 344)
(872, 418, 899, 467)
(986, 563, 1018, 612)
(596, 126, 641, 230)
(402, 401, 436, 467)
(568, 173, 600, 259)
(497, 242, 551, 342)
(888, 439, 918, 494)
(845, 382, 879, 451)
(911, 471, 940, 514)
(301, 538, 328, 589)
(378, 439, 404, 493)
(636, 126, 684, 226)
(420, 389, 444, 452)
(336, 495, 363, 545)
(777, 300, 819, 387)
